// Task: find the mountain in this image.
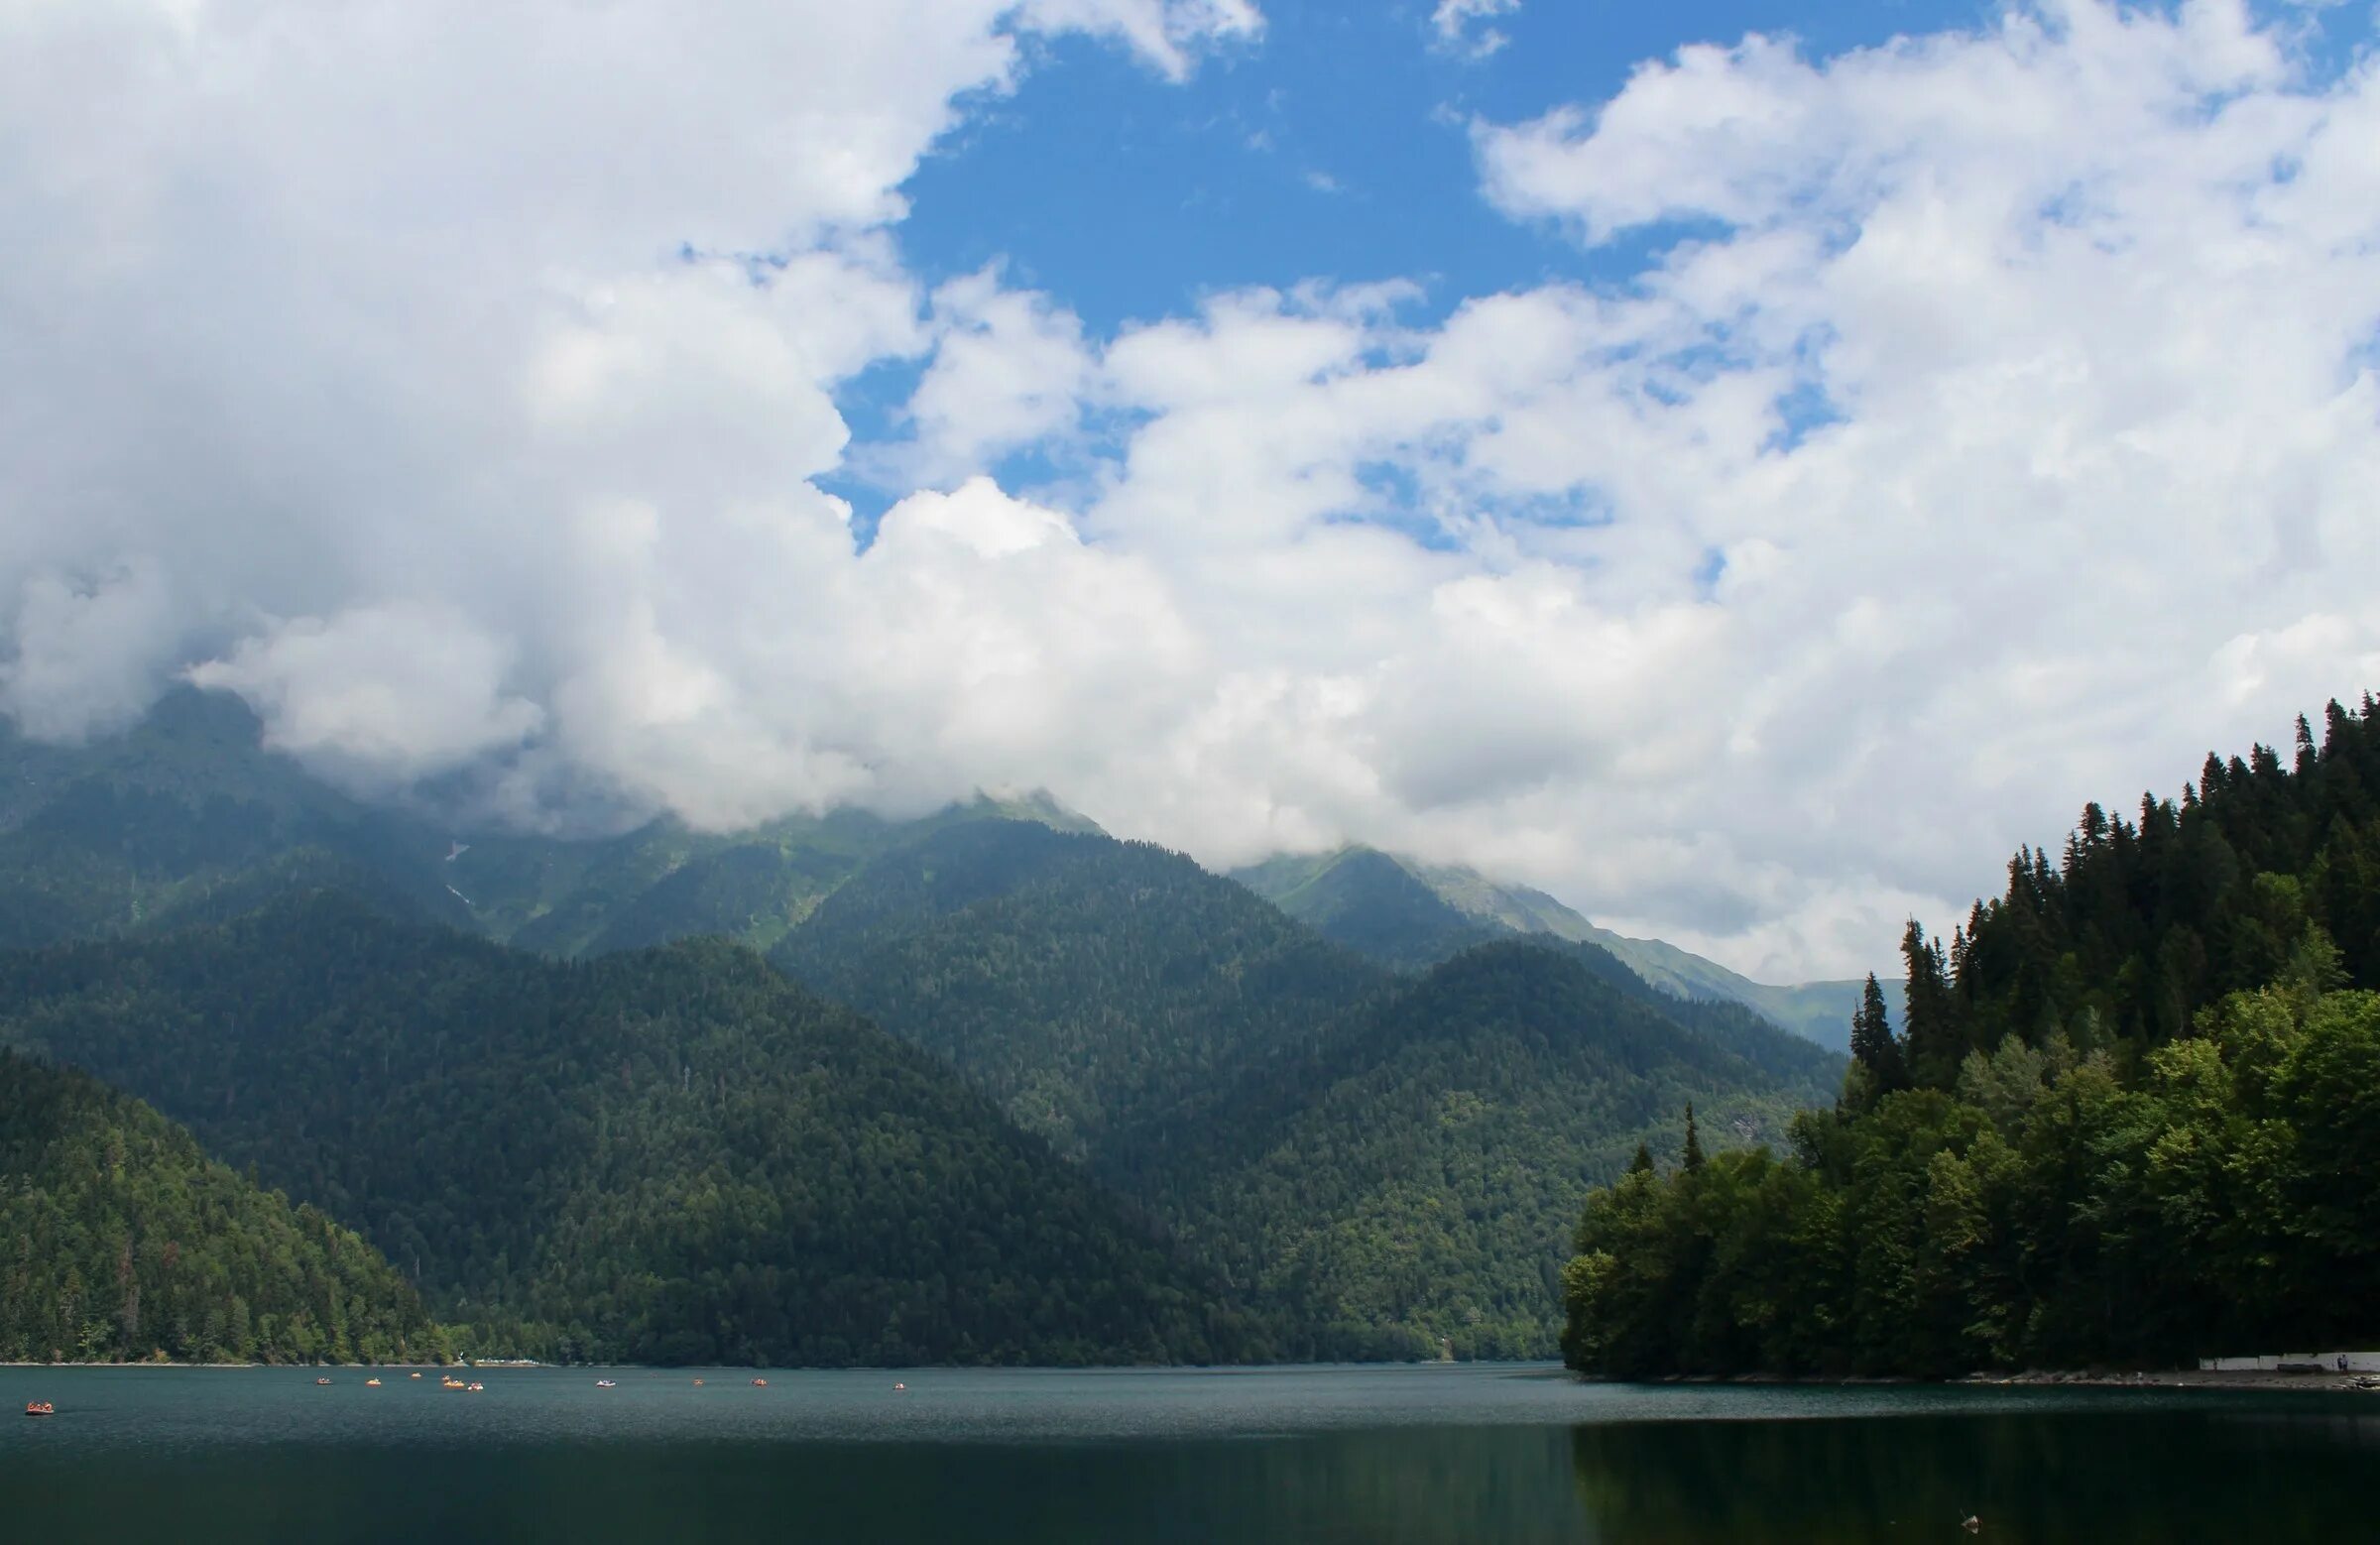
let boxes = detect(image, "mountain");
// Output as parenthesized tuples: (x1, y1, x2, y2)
(1156, 941, 1843, 1358)
(0, 688, 469, 949)
(0, 893, 1264, 1367)
(1561, 695, 2380, 1377)
(1233, 846, 1863, 1050)
(452, 792, 1101, 959)
(771, 820, 1392, 1176)
(0, 1048, 444, 1365)
(0, 685, 1103, 965)
(768, 822, 1842, 1359)
(0, 693, 1853, 1366)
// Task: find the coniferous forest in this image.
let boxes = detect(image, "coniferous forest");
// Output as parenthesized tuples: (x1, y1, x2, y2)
(0, 1050, 444, 1364)
(1561, 697, 2380, 1376)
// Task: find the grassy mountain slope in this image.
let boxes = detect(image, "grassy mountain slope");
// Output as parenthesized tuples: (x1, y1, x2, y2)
(1234, 845, 1863, 1050)
(0, 894, 1259, 1367)
(0, 1049, 444, 1365)
(771, 820, 1392, 1175)
(1226, 848, 1498, 970)
(0, 689, 469, 949)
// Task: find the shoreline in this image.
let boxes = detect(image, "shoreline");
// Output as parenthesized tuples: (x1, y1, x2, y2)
(1593, 1367, 2380, 1395)
(1959, 1367, 2380, 1394)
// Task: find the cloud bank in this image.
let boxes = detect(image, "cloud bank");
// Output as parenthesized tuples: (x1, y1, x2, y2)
(2, 0, 2375, 980)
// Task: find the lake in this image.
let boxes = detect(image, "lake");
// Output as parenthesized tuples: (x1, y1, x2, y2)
(3, 1363, 2372, 1543)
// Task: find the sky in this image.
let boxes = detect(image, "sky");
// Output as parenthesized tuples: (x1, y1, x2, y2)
(2, 0, 2377, 983)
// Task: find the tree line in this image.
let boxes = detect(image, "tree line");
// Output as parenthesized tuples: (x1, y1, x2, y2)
(1563, 695, 2380, 1375)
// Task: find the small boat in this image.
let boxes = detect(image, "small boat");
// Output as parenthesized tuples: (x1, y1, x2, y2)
(315, 1377, 332, 1386)
(751, 1377, 768, 1387)
(595, 1379, 617, 1388)
(25, 1401, 54, 1417)
(691, 1378, 705, 1386)
(410, 1371, 423, 1379)
(442, 1376, 467, 1388)
(466, 1381, 485, 1392)
(892, 1382, 906, 1392)
(365, 1377, 383, 1387)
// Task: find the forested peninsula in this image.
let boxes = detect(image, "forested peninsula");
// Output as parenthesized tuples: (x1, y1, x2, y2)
(1561, 697, 2380, 1377)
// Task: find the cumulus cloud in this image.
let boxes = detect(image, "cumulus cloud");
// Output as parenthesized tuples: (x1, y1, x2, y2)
(892, 271, 1096, 488)
(3, 0, 2377, 981)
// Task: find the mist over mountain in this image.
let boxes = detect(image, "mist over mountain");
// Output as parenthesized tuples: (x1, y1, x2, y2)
(1235, 845, 1865, 1051)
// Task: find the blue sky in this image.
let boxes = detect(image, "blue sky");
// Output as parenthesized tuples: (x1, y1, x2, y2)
(902, 3, 1980, 331)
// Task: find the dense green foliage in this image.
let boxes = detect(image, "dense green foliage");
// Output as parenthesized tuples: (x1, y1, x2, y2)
(1233, 844, 1862, 1049)
(0, 1050, 443, 1365)
(1229, 847, 1499, 970)
(1563, 697, 2380, 1375)
(1164, 942, 1843, 1359)
(0, 690, 1857, 1367)
(0, 895, 1262, 1367)
(459, 793, 1097, 958)
(772, 824, 1840, 1359)
(774, 821, 1392, 1172)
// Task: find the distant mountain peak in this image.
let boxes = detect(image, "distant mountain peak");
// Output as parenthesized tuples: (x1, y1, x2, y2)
(1230, 843, 1863, 1051)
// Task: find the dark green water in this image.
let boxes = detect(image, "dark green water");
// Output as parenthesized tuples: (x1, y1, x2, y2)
(3, 1364, 2371, 1543)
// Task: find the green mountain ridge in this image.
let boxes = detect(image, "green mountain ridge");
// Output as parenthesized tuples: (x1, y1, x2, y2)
(1232, 845, 1864, 1050)
(1158, 940, 1843, 1357)
(0, 1048, 444, 1365)
(771, 820, 1392, 1175)
(770, 821, 1842, 1359)
(0, 892, 1261, 1367)
(0, 688, 474, 949)
(0, 691, 1853, 1366)
(454, 790, 1102, 959)
(0, 686, 1111, 966)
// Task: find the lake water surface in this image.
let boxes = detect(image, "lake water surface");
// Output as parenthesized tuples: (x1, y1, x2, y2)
(3, 1363, 2371, 1543)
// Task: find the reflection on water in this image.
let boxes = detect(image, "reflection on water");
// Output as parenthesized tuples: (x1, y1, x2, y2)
(3, 1365, 2374, 1544)
(1569, 1405, 2380, 1544)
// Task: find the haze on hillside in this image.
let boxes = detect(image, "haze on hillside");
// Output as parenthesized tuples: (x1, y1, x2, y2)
(5, 1, 2377, 985)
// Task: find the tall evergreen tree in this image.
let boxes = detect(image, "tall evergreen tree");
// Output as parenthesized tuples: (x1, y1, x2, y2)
(1679, 1104, 1705, 1171)
(1847, 973, 1906, 1091)
(1899, 920, 1965, 1086)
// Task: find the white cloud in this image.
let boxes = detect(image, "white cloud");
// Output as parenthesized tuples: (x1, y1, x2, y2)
(3, 0, 2378, 983)
(188, 602, 546, 788)
(892, 271, 1095, 487)
(1432, 0, 1520, 59)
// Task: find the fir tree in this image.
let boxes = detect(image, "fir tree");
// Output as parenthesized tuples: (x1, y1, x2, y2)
(1847, 973, 1906, 1092)
(1679, 1105, 1705, 1171)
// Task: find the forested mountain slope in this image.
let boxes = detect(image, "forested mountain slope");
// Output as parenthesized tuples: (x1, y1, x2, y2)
(0, 1049, 444, 1365)
(1233, 845, 1863, 1049)
(1158, 941, 1842, 1360)
(1563, 696, 2380, 1377)
(0, 894, 1261, 1367)
(452, 792, 1098, 958)
(771, 820, 1392, 1175)
(0, 686, 1098, 963)
(0, 689, 468, 949)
